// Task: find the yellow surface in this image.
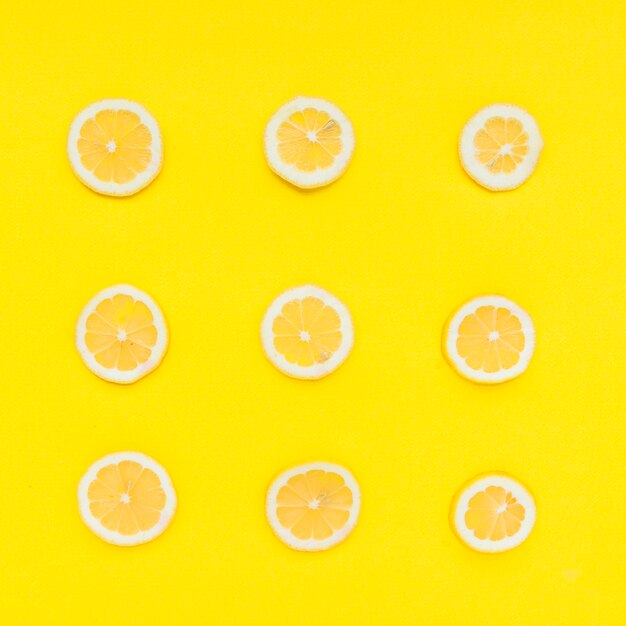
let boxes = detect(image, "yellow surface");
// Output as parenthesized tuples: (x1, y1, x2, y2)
(0, 1, 624, 624)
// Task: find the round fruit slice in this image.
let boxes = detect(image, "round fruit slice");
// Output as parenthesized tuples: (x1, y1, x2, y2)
(264, 96, 355, 188)
(68, 99, 163, 196)
(450, 473, 536, 553)
(459, 104, 543, 190)
(266, 462, 361, 551)
(78, 451, 177, 546)
(261, 285, 354, 379)
(76, 284, 168, 384)
(442, 295, 535, 384)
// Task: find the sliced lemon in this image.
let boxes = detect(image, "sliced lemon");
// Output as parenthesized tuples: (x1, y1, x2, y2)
(442, 295, 535, 384)
(78, 451, 177, 546)
(450, 473, 536, 553)
(264, 96, 355, 188)
(75, 285, 168, 384)
(68, 99, 163, 196)
(266, 462, 361, 551)
(261, 285, 354, 379)
(459, 104, 543, 190)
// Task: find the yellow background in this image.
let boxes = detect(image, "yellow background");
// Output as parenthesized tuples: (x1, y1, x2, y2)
(0, 1, 624, 624)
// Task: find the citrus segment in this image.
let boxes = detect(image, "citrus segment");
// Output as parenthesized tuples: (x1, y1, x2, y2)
(450, 473, 536, 553)
(443, 295, 535, 383)
(68, 99, 162, 196)
(78, 452, 176, 546)
(261, 285, 354, 379)
(264, 96, 355, 188)
(266, 462, 361, 551)
(76, 285, 168, 384)
(459, 104, 543, 190)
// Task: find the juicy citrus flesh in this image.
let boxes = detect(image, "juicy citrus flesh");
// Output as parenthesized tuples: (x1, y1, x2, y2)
(275, 468, 353, 541)
(77, 108, 152, 184)
(272, 296, 342, 367)
(87, 459, 166, 536)
(276, 108, 343, 173)
(84, 294, 157, 372)
(474, 116, 529, 175)
(464, 485, 526, 541)
(456, 305, 525, 373)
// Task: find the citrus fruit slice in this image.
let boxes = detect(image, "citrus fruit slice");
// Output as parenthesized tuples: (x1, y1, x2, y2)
(266, 462, 361, 551)
(442, 295, 535, 384)
(261, 285, 354, 379)
(76, 285, 168, 384)
(264, 96, 355, 188)
(78, 451, 177, 546)
(459, 104, 543, 190)
(68, 99, 163, 196)
(450, 473, 536, 553)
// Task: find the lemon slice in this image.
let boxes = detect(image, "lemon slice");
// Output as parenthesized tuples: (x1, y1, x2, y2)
(450, 473, 536, 553)
(266, 462, 361, 551)
(442, 295, 535, 384)
(261, 285, 354, 379)
(78, 451, 177, 546)
(75, 285, 168, 384)
(68, 99, 163, 196)
(264, 96, 355, 188)
(459, 104, 543, 190)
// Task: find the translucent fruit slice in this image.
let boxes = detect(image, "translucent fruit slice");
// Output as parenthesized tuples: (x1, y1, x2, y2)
(459, 104, 543, 190)
(67, 99, 163, 196)
(264, 96, 355, 188)
(78, 451, 177, 546)
(266, 462, 361, 551)
(75, 285, 168, 384)
(261, 285, 354, 379)
(442, 295, 535, 384)
(450, 473, 536, 553)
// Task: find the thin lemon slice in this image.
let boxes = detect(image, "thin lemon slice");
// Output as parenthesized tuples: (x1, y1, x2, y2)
(450, 473, 536, 553)
(266, 462, 361, 551)
(75, 285, 168, 384)
(68, 99, 163, 196)
(261, 285, 354, 379)
(459, 104, 543, 190)
(78, 452, 176, 546)
(442, 295, 535, 384)
(264, 96, 355, 188)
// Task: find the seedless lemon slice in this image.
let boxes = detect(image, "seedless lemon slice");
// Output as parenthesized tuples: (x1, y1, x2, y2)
(68, 99, 163, 196)
(264, 96, 355, 188)
(261, 285, 354, 379)
(78, 452, 176, 546)
(443, 295, 535, 384)
(76, 285, 168, 384)
(266, 462, 361, 551)
(459, 104, 543, 190)
(450, 473, 536, 553)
